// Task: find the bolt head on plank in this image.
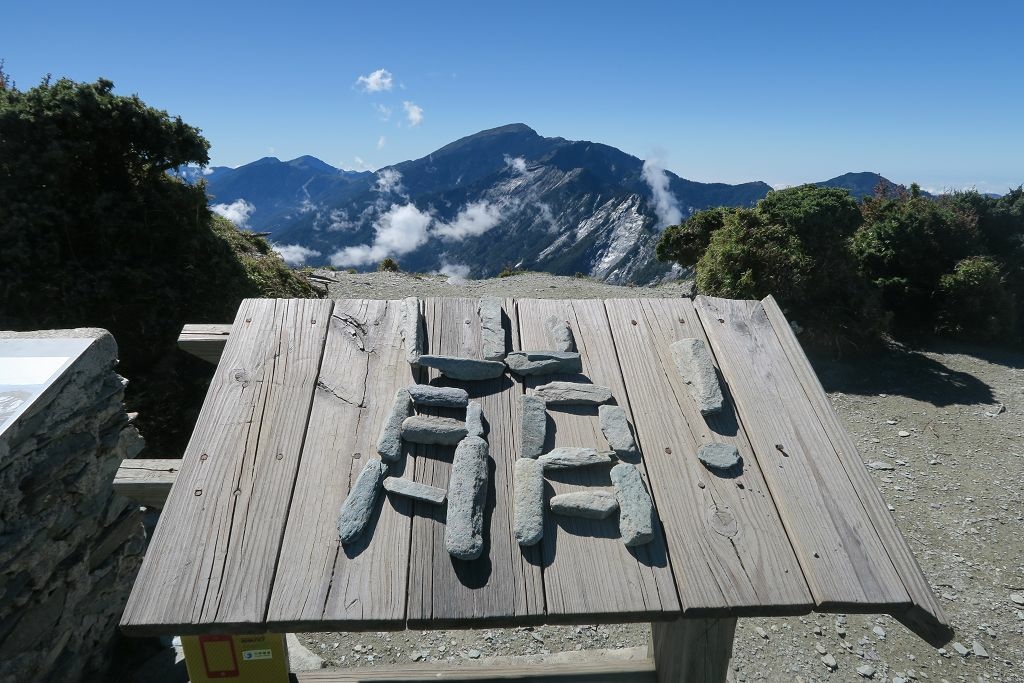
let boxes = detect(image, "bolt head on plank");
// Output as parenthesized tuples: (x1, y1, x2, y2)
(505, 351, 582, 376)
(533, 381, 612, 405)
(417, 355, 506, 381)
(537, 447, 615, 469)
(401, 415, 467, 445)
(407, 384, 469, 408)
(550, 490, 619, 519)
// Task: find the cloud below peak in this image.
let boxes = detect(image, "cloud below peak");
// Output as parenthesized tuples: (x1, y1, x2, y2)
(356, 68, 393, 93)
(330, 203, 432, 267)
(211, 198, 256, 229)
(434, 200, 505, 240)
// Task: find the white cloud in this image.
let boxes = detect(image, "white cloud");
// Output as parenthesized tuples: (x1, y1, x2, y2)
(377, 135, 387, 149)
(201, 166, 214, 176)
(273, 243, 322, 266)
(403, 101, 424, 127)
(536, 202, 558, 234)
(211, 198, 256, 228)
(504, 155, 527, 174)
(374, 103, 392, 120)
(642, 159, 683, 230)
(434, 201, 504, 240)
(374, 168, 404, 195)
(330, 203, 432, 267)
(352, 156, 373, 171)
(356, 68, 393, 92)
(438, 262, 471, 283)
(327, 208, 358, 232)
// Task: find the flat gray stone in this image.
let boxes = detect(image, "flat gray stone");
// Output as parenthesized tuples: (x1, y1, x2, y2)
(286, 633, 326, 672)
(545, 315, 576, 352)
(478, 297, 507, 361)
(538, 447, 615, 469)
(418, 355, 506, 381)
(697, 442, 742, 471)
(505, 351, 582, 376)
(401, 297, 423, 366)
(337, 458, 387, 543)
(445, 436, 489, 560)
(670, 338, 724, 415)
(534, 381, 612, 405)
(513, 458, 544, 546)
(401, 415, 467, 445)
(383, 476, 446, 505)
(465, 400, 485, 438)
(520, 395, 546, 459)
(610, 463, 655, 546)
(407, 384, 469, 408)
(599, 405, 638, 459)
(377, 388, 413, 462)
(550, 490, 619, 519)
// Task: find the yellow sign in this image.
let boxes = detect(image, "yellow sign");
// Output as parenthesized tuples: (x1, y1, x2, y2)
(181, 633, 289, 682)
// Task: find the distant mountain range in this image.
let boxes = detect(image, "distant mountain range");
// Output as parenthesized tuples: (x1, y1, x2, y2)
(190, 124, 937, 283)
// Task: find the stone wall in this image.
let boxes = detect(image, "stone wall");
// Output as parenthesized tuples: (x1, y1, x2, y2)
(0, 329, 147, 683)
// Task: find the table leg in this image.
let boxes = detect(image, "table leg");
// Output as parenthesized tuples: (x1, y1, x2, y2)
(649, 617, 737, 683)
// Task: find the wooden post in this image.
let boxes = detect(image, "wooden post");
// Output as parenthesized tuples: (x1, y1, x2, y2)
(649, 617, 737, 683)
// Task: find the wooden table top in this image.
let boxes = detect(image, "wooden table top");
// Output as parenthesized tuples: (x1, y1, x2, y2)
(120, 296, 949, 644)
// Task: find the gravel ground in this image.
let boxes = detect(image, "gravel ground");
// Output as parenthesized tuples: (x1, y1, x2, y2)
(297, 271, 1024, 682)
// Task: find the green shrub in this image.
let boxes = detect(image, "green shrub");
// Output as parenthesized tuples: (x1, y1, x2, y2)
(659, 185, 880, 351)
(499, 266, 527, 278)
(852, 193, 980, 333)
(936, 257, 1015, 341)
(378, 257, 401, 272)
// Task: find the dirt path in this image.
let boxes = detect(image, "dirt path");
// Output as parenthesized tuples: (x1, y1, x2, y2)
(299, 272, 1024, 682)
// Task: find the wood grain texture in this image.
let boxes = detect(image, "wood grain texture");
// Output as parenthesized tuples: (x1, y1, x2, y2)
(122, 298, 332, 635)
(112, 458, 180, 508)
(178, 323, 231, 363)
(650, 617, 737, 683)
(296, 658, 656, 682)
(759, 295, 951, 644)
(603, 298, 811, 616)
(516, 299, 680, 623)
(267, 299, 420, 632)
(407, 297, 544, 627)
(693, 296, 910, 611)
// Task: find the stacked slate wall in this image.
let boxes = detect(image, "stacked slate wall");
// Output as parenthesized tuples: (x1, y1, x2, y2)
(0, 329, 146, 683)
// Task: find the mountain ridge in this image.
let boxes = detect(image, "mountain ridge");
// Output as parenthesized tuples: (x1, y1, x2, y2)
(198, 125, 928, 282)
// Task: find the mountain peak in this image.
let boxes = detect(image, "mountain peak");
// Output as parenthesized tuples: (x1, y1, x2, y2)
(286, 155, 337, 174)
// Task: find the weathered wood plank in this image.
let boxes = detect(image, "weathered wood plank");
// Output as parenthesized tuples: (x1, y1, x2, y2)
(178, 323, 231, 363)
(650, 617, 737, 683)
(760, 295, 952, 644)
(604, 298, 812, 615)
(267, 299, 419, 631)
(516, 299, 680, 622)
(407, 298, 544, 627)
(113, 458, 180, 508)
(295, 656, 656, 682)
(122, 298, 333, 635)
(693, 296, 910, 611)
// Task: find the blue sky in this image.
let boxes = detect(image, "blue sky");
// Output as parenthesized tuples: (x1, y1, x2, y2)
(3, 1, 1021, 192)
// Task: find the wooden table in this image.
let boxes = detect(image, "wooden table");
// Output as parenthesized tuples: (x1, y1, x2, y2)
(121, 296, 951, 681)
